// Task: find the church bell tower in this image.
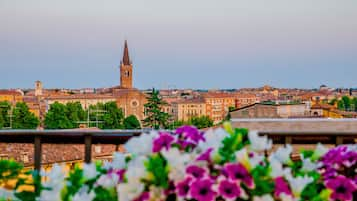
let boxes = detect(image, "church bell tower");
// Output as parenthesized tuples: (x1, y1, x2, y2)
(120, 40, 133, 89)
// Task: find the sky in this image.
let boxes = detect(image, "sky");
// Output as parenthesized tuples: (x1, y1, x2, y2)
(0, 0, 356, 90)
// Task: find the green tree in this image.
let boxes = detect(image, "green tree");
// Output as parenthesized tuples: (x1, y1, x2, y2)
(341, 96, 351, 111)
(187, 115, 214, 129)
(353, 97, 357, 112)
(143, 89, 170, 129)
(66, 102, 85, 128)
(12, 102, 39, 129)
(0, 110, 4, 129)
(100, 102, 124, 129)
(0, 101, 11, 128)
(44, 102, 72, 129)
(168, 120, 185, 129)
(123, 115, 141, 129)
(337, 100, 345, 111)
(328, 98, 338, 106)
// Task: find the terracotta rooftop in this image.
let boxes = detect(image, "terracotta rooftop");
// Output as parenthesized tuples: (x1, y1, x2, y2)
(0, 90, 23, 96)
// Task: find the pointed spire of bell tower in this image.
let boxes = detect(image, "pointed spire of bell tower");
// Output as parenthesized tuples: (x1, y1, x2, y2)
(120, 40, 133, 89)
(122, 40, 131, 65)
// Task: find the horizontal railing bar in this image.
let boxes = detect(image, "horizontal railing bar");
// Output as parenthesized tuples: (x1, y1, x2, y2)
(231, 118, 357, 122)
(257, 131, 357, 135)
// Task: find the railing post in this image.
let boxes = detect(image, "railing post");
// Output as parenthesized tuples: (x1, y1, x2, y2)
(84, 135, 92, 163)
(285, 136, 292, 144)
(336, 136, 343, 146)
(34, 136, 42, 171)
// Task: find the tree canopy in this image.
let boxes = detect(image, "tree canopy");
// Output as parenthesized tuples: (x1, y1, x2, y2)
(100, 102, 124, 129)
(12, 102, 40, 129)
(0, 101, 11, 129)
(44, 102, 72, 129)
(169, 115, 214, 129)
(123, 115, 141, 129)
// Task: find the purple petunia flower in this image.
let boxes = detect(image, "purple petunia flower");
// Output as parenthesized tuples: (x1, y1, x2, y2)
(176, 177, 192, 197)
(186, 165, 206, 179)
(342, 150, 357, 168)
(196, 148, 213, 162)
(274, 177, 292, 197)
(218, 179, 241, 199)
(190, 179, 216, 201)
(152, 132, 175, 152)
(224, 163, 254, 188)
(175, 125, 205, 144)
(133, 192, 150, 201)
(326, 175, 357, 201)
(321, 146, 348, 168)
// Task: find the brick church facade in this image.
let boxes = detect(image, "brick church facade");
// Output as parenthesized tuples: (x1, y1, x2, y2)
(111, 40, 147, 121)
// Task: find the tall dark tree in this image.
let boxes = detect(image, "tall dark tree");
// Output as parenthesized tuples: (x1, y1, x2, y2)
(123, 115, 141, 129)
(44, 102, 72, 129)
(100, 102, 124, 129)
(143, 89, 170, 129)
(12, 102, 39, 129)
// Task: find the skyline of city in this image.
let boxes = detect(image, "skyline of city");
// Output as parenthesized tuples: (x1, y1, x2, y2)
(1, 0, 357, 89)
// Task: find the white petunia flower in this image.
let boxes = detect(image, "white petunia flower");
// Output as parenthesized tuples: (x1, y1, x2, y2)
(125, 155, 148, 182)
(117, 180, 144, 201)
(198, 128, 228, 152)
(161, 148, 192, 182)
(103, 152, 126, 170)
(253, 194, 274, 201)
(124, 131, 157, 156)
(39, 164, 66, 201)
(313, 143, 328, 159)
(96, 173, 119, 189)
(72, 185, 95, 201)
(249, 151, 265, 169)
(269, 157, 292, 178)
(235, 148, 251, 170)
(279, 193, 297, 201)
(270, 144, 292, 164)
(301, 157, 317, 172)
(83, 163, 99, 180)
(286, 175, 314, 196)
(248, 131, 272, 151)
(0, 188, 17, 201)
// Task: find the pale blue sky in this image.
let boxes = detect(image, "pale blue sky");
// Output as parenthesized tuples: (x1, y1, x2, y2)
(1, 0, 356, 89)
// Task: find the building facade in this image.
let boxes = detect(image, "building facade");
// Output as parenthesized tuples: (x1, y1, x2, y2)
(171, 99, 207, 121)
(230, 103, 310, 119)
(202, 92, 235, 124)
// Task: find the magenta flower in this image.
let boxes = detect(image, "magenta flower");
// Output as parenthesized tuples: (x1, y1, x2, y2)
(190, 179, 216, 201)
(218, 179, 241, 199)
(133, 192, 149, 201)
(274, 177, 292, 197)
(321, 146, 348, 168)
(326, 176, 357, 201)
(342, 150, 357, 167)
(196, 148, 213, 162)
(152, 132, 175, 152)
(176, 177, 192, 197)
(186, 165, 206, 179)
(175, 125, 205, 144)
(225, 163, 254, 188)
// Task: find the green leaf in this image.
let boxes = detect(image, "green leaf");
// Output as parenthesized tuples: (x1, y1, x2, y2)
(144, 154, 169, 188)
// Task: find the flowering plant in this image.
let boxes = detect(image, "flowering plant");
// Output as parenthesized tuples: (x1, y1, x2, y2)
(1, 123, 357, 201)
